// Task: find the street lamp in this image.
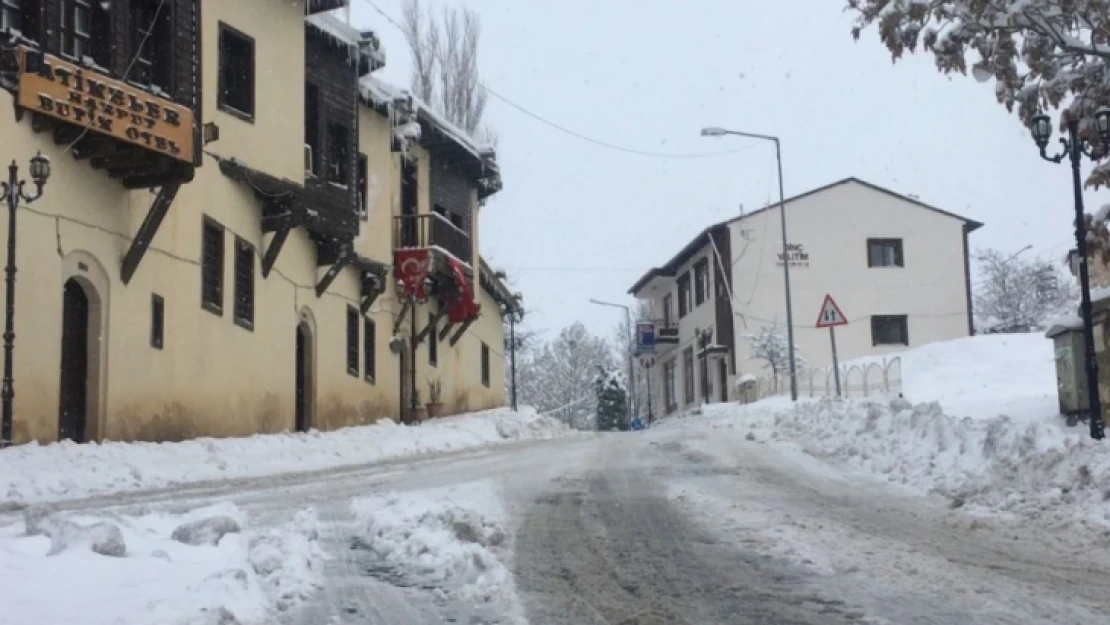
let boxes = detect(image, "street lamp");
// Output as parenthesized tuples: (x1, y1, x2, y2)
(696, 327, 713, 404)
(1029, 110, 1109, 441)
(588, 298, 636, 419)
(701, 126, 798, 401)
(504, 294, 524, 412)
(0, 152, 51, 447)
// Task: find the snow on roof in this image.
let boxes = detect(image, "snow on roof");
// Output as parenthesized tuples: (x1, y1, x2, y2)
(358, 75, 497, 167)
(305, 13, 386, 70)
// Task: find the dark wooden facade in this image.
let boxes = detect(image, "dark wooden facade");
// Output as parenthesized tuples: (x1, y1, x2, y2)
(710, 225, 736, 373)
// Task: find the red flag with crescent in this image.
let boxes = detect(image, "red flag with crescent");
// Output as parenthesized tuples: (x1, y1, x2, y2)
(394, 249, 431, 299)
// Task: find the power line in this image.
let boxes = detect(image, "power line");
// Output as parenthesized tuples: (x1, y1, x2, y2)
(356, 0, 760, 160)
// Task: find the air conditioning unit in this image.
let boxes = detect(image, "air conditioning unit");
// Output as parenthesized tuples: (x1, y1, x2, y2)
(304, 144, 314, 177)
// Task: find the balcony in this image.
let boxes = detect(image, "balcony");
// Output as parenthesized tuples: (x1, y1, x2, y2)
(394, 213, 472, 265)
(657, 323, 680, 346)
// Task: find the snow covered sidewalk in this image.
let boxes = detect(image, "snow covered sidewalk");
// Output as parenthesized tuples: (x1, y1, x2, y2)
(1, 407, 570, 506)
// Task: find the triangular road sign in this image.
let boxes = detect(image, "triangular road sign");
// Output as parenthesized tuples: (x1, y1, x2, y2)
(815, 294, 848, 328)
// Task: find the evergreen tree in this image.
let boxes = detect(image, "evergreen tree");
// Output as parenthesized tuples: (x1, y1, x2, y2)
(594, 366, 628, 432)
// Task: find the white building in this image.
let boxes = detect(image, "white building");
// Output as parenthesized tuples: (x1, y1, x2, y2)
(629, 177, 983, 413)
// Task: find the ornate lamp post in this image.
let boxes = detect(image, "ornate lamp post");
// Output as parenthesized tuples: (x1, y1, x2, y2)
(640, 356, 655, 426)
(1030, 110, 1110, 441)
(0, 152, 52, 448)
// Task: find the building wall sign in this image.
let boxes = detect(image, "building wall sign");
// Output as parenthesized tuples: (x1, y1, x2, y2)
(16, 47, 195, 162)
(777, 243, 810, 268)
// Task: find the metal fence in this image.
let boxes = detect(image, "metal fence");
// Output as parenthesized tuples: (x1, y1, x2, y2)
(743, 357, 903, 400)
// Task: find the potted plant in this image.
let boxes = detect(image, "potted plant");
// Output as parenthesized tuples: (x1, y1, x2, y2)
(426, 377, 445, 418)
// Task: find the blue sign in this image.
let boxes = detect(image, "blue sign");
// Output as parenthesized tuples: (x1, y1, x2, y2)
(635, 321, 656, 354)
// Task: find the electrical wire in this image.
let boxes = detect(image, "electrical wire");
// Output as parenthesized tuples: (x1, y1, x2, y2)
(356, 0, 762, 160)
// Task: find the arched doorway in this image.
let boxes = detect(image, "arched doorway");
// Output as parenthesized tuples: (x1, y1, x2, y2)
(295, 319, 315, 432)
(58, 278, 90, 442)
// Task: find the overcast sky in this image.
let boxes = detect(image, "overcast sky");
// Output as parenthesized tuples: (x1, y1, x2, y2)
(348, 0, 1100, 340)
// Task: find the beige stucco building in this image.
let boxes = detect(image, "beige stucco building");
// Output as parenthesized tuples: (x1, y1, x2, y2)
(0, 0, 519, 445)
(630, 178, 982, 413)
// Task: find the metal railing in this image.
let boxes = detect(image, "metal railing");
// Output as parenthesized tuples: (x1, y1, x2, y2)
(393, 213, 472, 263)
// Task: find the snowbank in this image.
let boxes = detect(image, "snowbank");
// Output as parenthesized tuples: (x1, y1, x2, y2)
(1, 408, 570, 505)
(349, 481, 525, 622)
(0, 502, 323, 625)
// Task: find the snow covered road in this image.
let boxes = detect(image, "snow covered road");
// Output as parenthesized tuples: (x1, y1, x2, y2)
(6, 423, 1109, 624)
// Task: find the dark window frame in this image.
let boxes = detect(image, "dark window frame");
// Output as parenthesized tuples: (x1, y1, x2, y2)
(346, 305, 359, 377)
(663, 359, 677, 413)
(217, 22, 256, 122)
(428, 311, 438, 367)
(61, 0, 110, 68)
(682, 346, 695, 405)
(871, 315, 909, 346)
(130, 0, 174, 93)
(694, 258, 709, 306)
(662, 293, 673, 326)
(2, 0, 40, 41)
(480, 342, 490, 388)
(304, 81, 320, 176)
(233, 236, 254, 331)
(150, 293, 164, 350)
(363, 317, 376, 383)
(357, 153, 369, 220)
(326, 122, 350, 185)
(867, 238, 905, 268)
(200, 216, 224, 316)
(677, 274, 691, 318)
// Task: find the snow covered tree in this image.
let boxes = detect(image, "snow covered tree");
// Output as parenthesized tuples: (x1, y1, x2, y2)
(401, 0, 495, 145)
(609, 301, 653, 418)
(974, 248, 1077, 333)
(744, 324, 806, 392)
(594, 366, 628, 432)
(846, 0, 1110, 188)
(516, 322, 615, 429)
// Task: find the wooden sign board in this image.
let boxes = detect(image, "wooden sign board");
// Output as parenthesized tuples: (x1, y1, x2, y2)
(16, 47, 195, 162)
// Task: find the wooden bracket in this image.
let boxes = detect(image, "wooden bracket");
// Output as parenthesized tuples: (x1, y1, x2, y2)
(448, 316, 476, 347)
(360, 272, 383, 314)
(393, 297, 412, 334)
(261, 220, 292, 279)
(415, 307, 448, 346)
(315, 248, 351, 298)
(120, 182, 181, 285)
(438, 321, 455, 342)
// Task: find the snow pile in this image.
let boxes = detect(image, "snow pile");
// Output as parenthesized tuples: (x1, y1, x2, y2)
(349, 482, 525, 621)
(0, 502, 324, 625)
(1, 407, 570, 505)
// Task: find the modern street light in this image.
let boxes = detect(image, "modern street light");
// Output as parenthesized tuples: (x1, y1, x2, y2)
(0, 152, 51, 448)
(1029, 110, 1110, 441)
(588, 298, 636, 420)
(701, 126, 798, 401)
(504, 295, 524, 412)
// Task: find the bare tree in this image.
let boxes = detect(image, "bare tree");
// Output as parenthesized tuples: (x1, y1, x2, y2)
(974, 248, 1078, 333)
(744, 323, 806, 392)
(846, 0, 1110, 188)
(517, 322, 615, 430)
(400, 0, 494, 144)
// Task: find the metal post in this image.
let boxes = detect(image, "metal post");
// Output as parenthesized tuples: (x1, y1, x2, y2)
(774, 139, 798, 401)
(829, 327, 842, 398)
(625, 306, 634, 420)
(509, 311, 518, 411)
(1, 162, 17, 447)
(1067, 120, 1105, 440)
(409, 295, 418, 425)
(644, 359, 654, 425)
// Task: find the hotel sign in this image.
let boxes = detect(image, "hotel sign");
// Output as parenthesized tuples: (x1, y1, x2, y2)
(16, 47, 194, 162)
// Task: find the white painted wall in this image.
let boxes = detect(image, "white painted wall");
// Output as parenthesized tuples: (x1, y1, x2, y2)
(728, 180, 972, 381)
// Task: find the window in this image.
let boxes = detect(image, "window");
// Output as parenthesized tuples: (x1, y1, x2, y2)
(480, 343, 490, 387)
(346, 306, 359, 377)
(682, 346, 694, 405)
(327, 123, 350, 184)
(304, 82, 320, 176)
(677, 274, 691, 318)
(364, 318, 376, 383)
(131, 0, 173, 92)
(357, 153, 368, 219)
(62, 0, 110, 67)
(428, 312, 438, 367)
(694, 258, 709, 306)
(218, 23, 255, 120)
(150, 293, 164, 350)
(867, 238, 904, 268)
(871, 315, 909, 346)
(2, 0, 39, 41)
(662, 293, 673, 326)
(663, 359, 677, 413)
(449, 212, 464, 230)
(233, 237, 254, 329)
(201, 218, 224, 315)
